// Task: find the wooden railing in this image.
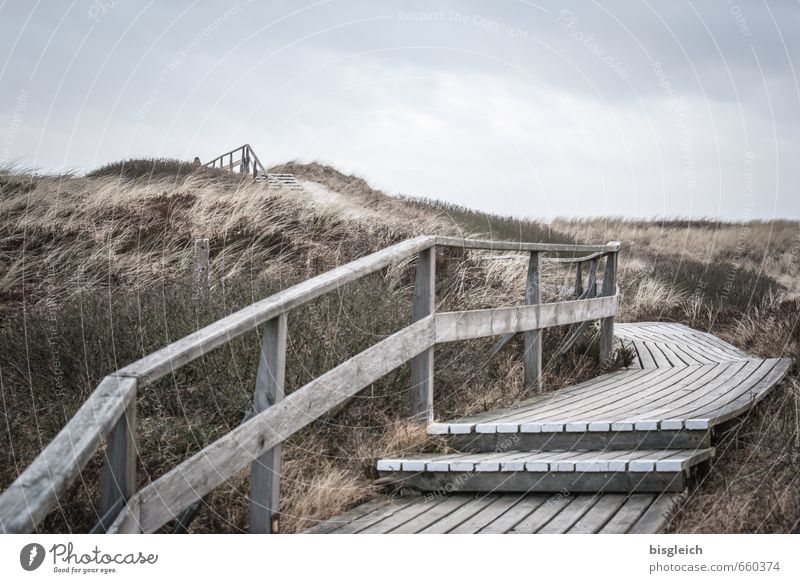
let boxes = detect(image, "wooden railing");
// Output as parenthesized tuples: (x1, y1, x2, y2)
(0, 236, 620, 534)
(204, 144, 266, 176)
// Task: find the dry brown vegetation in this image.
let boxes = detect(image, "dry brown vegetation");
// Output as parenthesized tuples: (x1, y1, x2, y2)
(1, 162, 797, 533)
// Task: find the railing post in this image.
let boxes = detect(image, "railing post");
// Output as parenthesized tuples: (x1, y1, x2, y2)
(100, 389, 137, 529)
(599, 242, 620, 365)
(588, 258, 598, 298)
(250, 313, 287, 534)
(409, 246, 435, 423)
(523, 251, 542, 390)
(575, 261, 584, 298)
(194, 239, 210, 303)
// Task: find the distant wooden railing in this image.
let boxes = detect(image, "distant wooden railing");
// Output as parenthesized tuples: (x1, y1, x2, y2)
(204, 143, 266, 176)
(0, 236, 620, 534)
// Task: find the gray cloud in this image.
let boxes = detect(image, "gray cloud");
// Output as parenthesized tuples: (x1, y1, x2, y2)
(1, 0, 798, 219)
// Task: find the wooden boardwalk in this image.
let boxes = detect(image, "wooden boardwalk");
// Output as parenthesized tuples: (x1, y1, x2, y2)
(2, 234, 790, 535)
(308, 323, 790, 534)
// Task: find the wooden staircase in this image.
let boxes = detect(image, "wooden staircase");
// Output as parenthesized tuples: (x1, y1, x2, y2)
(203, 144, 300, 189)
(308, 323, 790, 533)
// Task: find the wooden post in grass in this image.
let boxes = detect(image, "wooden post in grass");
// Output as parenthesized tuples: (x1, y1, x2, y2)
(523, 251, 542, 390)
(409, 246, 436, 423)
(99, 390, 137, 530)
(575, 261, 584, 298)
(194, 239, 210, 302)
(250, 314, 287, 533)
(599, 242, 620, 365)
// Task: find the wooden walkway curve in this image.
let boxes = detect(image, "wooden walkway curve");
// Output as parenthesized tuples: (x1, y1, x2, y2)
(308, 323, 790, 534)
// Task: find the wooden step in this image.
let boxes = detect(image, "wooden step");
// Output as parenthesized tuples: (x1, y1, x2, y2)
(429, 357, 790, 452)
(376, 449, 713, 494)
(444, 428, 710, 453)
(303, 492, 682, 534)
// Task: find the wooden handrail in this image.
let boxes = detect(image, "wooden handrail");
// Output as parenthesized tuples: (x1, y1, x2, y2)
(204, 144, 266, 176)
(0, 235, 620, 534)
(0, 376, 137, 533)
(435, 236, 618, 254)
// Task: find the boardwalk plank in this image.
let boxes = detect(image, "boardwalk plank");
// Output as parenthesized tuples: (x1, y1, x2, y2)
(567, 495, 628, 533)
(537, 495, 600, 533)
(599, 494, 656, 533)
(477, 495, 551, 533)
(628, 494, 680, 534)
(418, 495, 500, 533)
(304, 498, 391, 534)
(359, 496, 446, 533)
(509, 494, 574, 533)
(329, 498, 418, 533)
(449, 495, 529, 533)
(389, 496, 474, 533)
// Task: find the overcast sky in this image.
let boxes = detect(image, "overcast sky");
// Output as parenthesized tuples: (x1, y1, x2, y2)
(1, 0, 798, 219)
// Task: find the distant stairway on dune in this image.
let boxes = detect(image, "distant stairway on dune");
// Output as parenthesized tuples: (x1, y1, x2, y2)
(202, 143, 301, 190)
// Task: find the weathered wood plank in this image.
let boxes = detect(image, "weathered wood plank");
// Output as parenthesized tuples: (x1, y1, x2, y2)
(544, 251, 607, 264)
(582, 364, 728, 430)
(303, 498, 391, 533)
(599, 245, 619, 364)
(509, 494, 574, 533)
(477, 494, 550, 533)
(587, 258, 598, 298)
(538, 495, 600, 533)
(410, 247, 435, 422)
(99, 397, 137, 529)
(358, 497, 443, 533)
(0, 375, 137, 534)
(118, 317, 436, 533)
(440, 368, 646, 432)
(418, 495, 499, 533)
(383, 470, 686, 493)
(598, 494, 655, 533)
(448, 495, 528, 533)
(451, 428, 710, 453)
(388, 496, 475, 533)
(434, 236, 620, 254)
(684, 358, 790, 427)
(250, 314, 287, 534)
(567, 495, 628, 533)
(473, 368, 671, 431)
(633, 339, 658, 369)
(329, 499, 419, 533)
(606, 362, 746, 429)
(106, 494, 141, 534)
(541, 364, 719, 429)
(653, 359, 767, 427)
(523, 252, 542, 389)
(435, 296, 618, 343)
(645, 341, 673, 368)
(628, 493, 680, 534)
